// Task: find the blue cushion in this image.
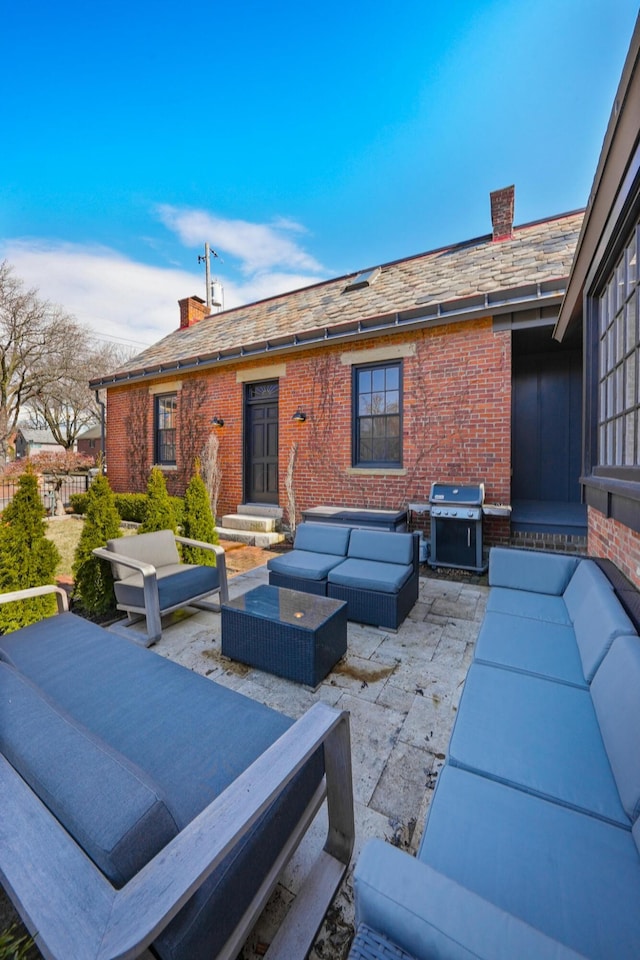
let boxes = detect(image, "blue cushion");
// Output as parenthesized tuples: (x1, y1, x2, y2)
(563, 560, 614, 620)
(353, 840, 588, 960)
(591, 636, 640, 822)
(571, 584, 636, 683)
(448, 662, 629, 827)
(419, 765, 640, 960)
(114, 563, 220, 611)
(327, 558, 412, 594)
(486, 587, 571, 624)
(474, 611, 587, 687)
(0, 662, 178, 887)
(348, 529, 414, 565)
(267, 549, 345, 581)
(293, 522, 351, 556)
(488, 547, 579, 595)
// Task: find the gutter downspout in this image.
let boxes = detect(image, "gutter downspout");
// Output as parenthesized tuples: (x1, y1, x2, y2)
(95, 390, 106, 472)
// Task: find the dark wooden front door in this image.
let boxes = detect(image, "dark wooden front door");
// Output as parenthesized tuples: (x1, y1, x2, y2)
(245, 381, 279, 504)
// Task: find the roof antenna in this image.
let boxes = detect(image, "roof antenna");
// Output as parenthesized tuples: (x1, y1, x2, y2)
(197, 243, 221, 309)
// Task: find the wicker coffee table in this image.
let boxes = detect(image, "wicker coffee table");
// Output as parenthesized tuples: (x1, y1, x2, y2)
(221, 584, 347, 686)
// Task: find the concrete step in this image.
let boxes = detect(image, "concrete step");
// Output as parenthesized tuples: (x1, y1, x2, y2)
(236, 504, 283, 519)
(221, 513, 279, 533)
(216, 526, 286, 548)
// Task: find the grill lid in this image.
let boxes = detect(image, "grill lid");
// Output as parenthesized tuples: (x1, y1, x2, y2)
(429, 482, 485, 506)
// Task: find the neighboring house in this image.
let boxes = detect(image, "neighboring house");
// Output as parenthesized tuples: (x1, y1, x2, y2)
(14, 427, 65, 459)
(77, 424, 103, 461)
(555, 16, 640, 587)
(92, 188, 584, 552)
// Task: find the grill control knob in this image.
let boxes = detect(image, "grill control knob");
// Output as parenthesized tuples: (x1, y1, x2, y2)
(468, 510, 474, 518)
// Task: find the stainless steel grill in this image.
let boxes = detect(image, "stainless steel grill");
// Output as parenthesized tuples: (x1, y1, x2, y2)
(428, 482, 487, 572)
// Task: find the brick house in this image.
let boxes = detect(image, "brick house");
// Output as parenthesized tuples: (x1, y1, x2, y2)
(92, 188, 583, 552)
(14, 427, 65, 459)
(555, 16, 640, 587)
(76, 424, 102, 461)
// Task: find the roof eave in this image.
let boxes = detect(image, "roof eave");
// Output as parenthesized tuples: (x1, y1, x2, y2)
(92, 279, 569, 390)
(555, 13, 640, 342)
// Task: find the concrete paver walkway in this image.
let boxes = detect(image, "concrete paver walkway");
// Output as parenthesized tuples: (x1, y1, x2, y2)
(152, 564, 489, 960)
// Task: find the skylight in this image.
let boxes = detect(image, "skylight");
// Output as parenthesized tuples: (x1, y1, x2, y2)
(344, 266, 381, 291)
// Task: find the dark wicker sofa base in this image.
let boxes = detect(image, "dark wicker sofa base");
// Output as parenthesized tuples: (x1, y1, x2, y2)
(268, 570, 328, 596)
(327, 573, 418, 630)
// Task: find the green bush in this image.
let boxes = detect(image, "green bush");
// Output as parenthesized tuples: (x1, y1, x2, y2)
(114, 492, 148, 522)
(70, 492, 89, 514)
(181, 466, 218, 565)
(70, 490, 184, 526)
(139, 467, 177, 534)
(0, 467, 60, 633)
(72, 474, 122, 614)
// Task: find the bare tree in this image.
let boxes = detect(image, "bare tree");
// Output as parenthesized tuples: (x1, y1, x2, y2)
(0, 261, 63, 463)
(201, 431, 223, 522)
(28, 328, 132, 449)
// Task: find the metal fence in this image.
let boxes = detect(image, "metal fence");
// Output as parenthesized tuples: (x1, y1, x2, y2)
(0, 474, 91, 514)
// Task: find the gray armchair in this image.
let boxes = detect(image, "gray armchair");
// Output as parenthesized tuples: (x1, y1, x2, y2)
(93, 529, 228, 646)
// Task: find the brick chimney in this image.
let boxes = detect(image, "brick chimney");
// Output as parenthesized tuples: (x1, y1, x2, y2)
(490, 185, 515, 241)
(178, 295, 208, 329)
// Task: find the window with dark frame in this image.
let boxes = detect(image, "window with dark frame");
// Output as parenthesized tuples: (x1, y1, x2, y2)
(155, 393, 177, 465)
(353, 362, 402, 467)
(597, 215, 639, 469)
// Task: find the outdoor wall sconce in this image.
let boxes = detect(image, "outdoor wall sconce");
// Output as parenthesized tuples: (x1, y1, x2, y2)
(292, 409, 307, 423)
(211, 416, 225, 428)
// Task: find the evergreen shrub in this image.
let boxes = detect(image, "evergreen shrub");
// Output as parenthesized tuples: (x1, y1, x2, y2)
(139, 467, 177, 534)
(181, 463, 219, 565)
(72, 474, 122, 615)
(0, 467, 60, 633)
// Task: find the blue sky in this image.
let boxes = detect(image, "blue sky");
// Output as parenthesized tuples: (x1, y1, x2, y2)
(1, 1, 638, 350)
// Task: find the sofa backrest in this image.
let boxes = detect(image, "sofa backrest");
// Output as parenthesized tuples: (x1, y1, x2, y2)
(563, 560, 613, 618)
(107, 529, 180, 581)
(569, 576, 636, 683)
(348, 529, 414, 566)
(591, 635, 640, 824)
(488, 547, 579, 594)
(293, 522, 351, 557)
(0, 661, 179, 887)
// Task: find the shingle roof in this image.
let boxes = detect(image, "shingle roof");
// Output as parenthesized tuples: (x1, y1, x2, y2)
(17, 427, 60, 445)
(97, 210, 583, 386)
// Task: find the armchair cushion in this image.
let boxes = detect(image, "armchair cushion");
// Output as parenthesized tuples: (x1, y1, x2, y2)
(327, 558, 413, 594)
(488, 547, 579, 595)
(419, 764, 640, 960)
(107, 530, 180, 581)
(347, 529, 414, 566)
(114, 563, 220, 611)
(474, 611, 587, 687)
(448, 662, 629, 827)
(292, 522, 351, 556)
(0, 662, 179, 888)
(486, 587, 571, 624)
(267, 550, 345, 582)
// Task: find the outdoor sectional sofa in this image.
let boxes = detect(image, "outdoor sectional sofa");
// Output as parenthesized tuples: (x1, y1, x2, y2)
(0, 586, 354, 960)
(348, 546, 640, 960)
(267, 522, 420, 629)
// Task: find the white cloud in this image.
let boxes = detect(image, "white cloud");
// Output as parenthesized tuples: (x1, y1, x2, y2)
(0, 236, 329, 353)
(1, 239, 198, 348)
(156, 204, 326, 275)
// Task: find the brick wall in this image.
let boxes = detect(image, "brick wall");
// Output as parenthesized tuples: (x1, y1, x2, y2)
(106, 317, 513, 547)
(588, 505, 640, 589)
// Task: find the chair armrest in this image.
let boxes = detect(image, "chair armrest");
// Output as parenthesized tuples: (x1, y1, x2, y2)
(174, 536, 228, 602)
(1, 701, 353, 960)
(91, 547, 157, 580)
(0, 584, 69, 614)
(354, 840, 588, 960)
